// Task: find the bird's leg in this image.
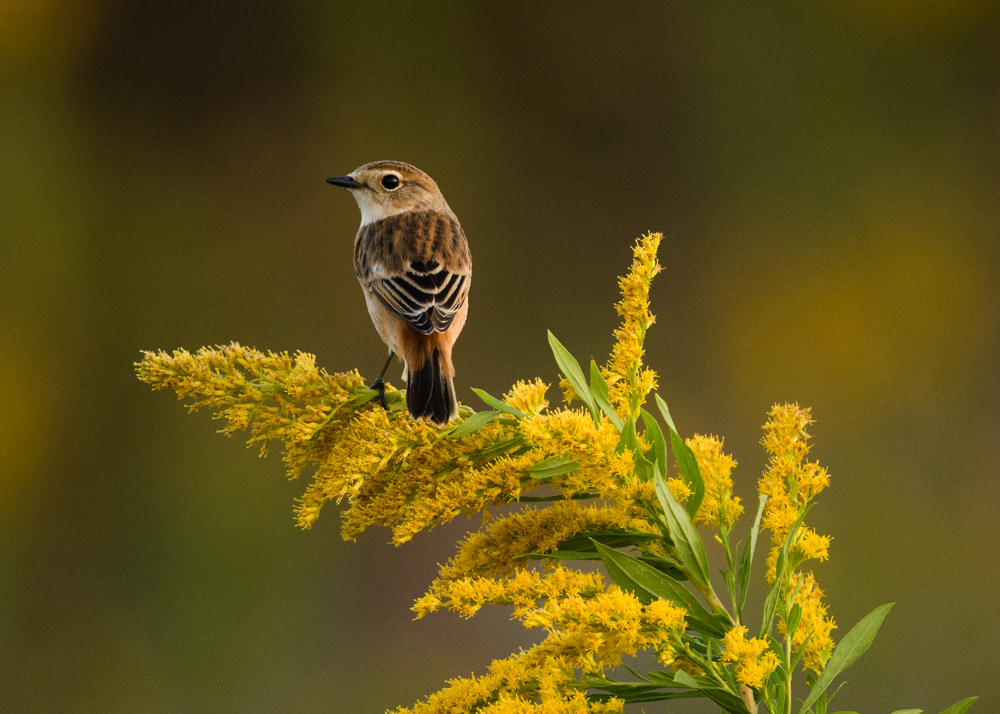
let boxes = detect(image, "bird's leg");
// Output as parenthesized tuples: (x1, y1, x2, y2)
(370, 352, 393, 410)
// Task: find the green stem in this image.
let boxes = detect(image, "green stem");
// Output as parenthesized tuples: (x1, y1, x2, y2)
(785, 610, 793, 714)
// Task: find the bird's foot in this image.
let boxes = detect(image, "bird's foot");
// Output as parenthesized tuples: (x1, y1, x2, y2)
(369, 376, 388, 410)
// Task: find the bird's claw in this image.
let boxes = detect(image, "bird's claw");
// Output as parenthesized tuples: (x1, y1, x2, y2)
(369, 376, 388, 410)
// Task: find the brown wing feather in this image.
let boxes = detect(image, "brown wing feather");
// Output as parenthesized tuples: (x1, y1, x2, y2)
(356, 211, 471, 336)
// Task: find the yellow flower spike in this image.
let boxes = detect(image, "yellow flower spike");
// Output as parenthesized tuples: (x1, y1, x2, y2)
(685, 434, 743, 529)
(602, 232, 663, 420)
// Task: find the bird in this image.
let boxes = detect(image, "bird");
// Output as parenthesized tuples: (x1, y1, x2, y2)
(326, 161, 472, 425)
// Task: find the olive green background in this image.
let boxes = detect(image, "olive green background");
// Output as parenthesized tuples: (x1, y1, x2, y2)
(2, 2, 998, 712)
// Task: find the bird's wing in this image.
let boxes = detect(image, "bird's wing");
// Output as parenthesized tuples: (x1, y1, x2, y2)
(370, 259, 470, 335)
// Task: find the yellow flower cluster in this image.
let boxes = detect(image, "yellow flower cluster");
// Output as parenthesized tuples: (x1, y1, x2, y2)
(138, 236, 857, 712)
(600, 232, 662, 420)
(758, 404, 837, 675)
(759, 404, 831, 581)
(390, 649, 624, 714)
(506, 379, 551, 416)
(778, 572, 837, 675)
(687, 434, 743, 529)
(136, 343, 370, 474)
(399, 582, 685, 714)
(434, 500, 655, 583)
(721, 626, 780, 689)
(415, 566, 606, 619)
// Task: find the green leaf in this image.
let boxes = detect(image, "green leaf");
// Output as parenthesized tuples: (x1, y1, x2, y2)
(470, 388, 528, 418)
(653, 466, 712, 587)
(586, 691, 703, 704)
(646, 670, 678, 685)
(672, 670, 698, 688)
(518, 493, 599, 502)
(759, 505, 813, 638)
(520, 550, 601, 561)
(590, 360, 623, 429)
(701, 687, 752, 713)
(617, 416, 653, 481)
(654, 393, 705, 518)
(547, 331, 598, 420)
(737, 494, 767, 620)
(558, 528, 663, 552)
(888, 710, 923, 714)
(936, 698, 978, 714)
(797, 603, 895, 714)
(449, 410, 500, 437)
(640, 408, 668, 475)
(469, 435, 525, 463)
(527, 455, 580, 479)
(654, 392, 680, 433)
(591, 541, 727, 638)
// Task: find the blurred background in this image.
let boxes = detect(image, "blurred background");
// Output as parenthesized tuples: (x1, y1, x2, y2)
(2, 2, 998, 711)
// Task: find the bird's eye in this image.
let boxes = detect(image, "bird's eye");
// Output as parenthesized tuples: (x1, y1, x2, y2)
(381, 174, 401, 190)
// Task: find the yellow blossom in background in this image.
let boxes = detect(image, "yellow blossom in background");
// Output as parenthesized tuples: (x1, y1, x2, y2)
(721, 626, 780, 689)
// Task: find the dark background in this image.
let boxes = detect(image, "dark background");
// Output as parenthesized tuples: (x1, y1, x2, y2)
(2, 2, 998, 712)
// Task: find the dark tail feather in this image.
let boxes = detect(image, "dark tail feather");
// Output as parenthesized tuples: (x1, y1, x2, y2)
(406, 348, 458, 425)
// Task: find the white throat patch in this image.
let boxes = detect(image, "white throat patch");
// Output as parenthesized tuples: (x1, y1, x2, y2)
(351, 190, 414, 227)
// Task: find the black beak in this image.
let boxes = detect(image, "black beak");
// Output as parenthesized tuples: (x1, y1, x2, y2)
(326, 175, 363, 189)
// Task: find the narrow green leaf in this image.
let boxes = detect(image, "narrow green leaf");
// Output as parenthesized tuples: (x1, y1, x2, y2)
(654, 392, 680, 433)
(654, 467, 712, 587)
(469, 435, 524, 462)
(590, 360, 623, 429)
(520, 550, 601, 561)
(737, 494, 767, 620)
(646, 670, 678, 685)
(518, 493, 599, 502)
(640, 408, 667, 475)
(672, 429, 705, 517)
(547, 330, 597, 419)
(616, 416, 653, 481)
(558, 528, 663, 552)
(470, 388, 528, 418)
(449, 410, 500, 437)
(654, 393, 705, 517)
(616, 415, 638, 454)
(586, 691, 703, 704)
(672, 670, 698, 688)
(797, 603, 895, 714)
(591, 541, 727, 638)
(702, 688, 752, 713)
(759, 505, 813, 638)
(936, 697, 978, 714)
(888, 709, 923, 714)
(527, 455, 580, 479)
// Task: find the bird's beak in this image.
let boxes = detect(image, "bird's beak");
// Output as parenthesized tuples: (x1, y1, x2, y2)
(326, 175, 363, 189)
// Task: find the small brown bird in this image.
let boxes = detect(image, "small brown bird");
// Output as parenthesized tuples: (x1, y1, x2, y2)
(326, 161, 471, 425)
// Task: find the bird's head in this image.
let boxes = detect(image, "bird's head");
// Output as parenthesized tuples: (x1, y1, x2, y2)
(326, 160, 450, 225)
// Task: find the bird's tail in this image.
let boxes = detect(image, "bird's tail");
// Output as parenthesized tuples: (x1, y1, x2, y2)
(406, 348, 458, 425)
